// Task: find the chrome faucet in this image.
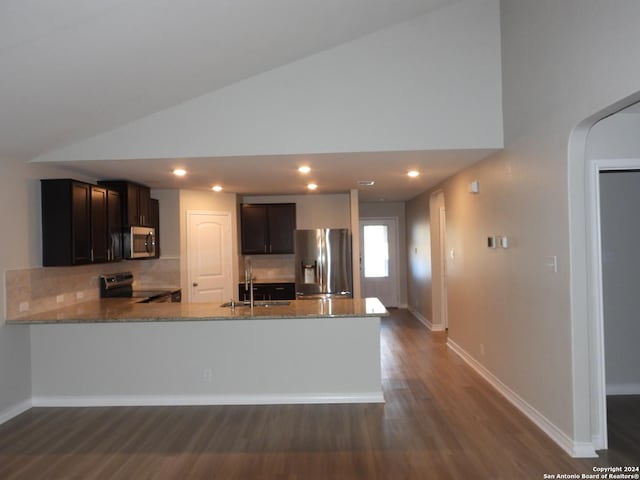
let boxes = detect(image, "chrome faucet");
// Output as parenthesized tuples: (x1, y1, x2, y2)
(244, 257, 254, 310)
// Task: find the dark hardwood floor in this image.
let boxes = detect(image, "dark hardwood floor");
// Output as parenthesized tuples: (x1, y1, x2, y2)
(602, 395, 640, 465)
(0, 309, 637, 479)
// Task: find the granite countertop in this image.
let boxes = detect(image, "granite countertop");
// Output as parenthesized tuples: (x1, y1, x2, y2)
(7, 297, 388, 325)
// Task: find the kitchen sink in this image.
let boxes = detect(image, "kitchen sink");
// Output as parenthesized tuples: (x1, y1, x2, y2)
(220, 300, 291, 308)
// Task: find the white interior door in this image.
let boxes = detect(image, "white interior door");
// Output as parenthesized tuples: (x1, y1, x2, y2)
(187, 211, 232, 303)
(359, 217, 399, 307)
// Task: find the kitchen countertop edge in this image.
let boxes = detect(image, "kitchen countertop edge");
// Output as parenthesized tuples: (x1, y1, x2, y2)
(6, 298, 388, 325)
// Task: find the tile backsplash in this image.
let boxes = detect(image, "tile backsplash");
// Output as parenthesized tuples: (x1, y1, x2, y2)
(5, 258, 180, 319)
(239, 254, 295, 282)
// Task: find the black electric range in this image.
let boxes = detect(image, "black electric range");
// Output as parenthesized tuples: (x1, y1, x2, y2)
(100, 272, 181, 303)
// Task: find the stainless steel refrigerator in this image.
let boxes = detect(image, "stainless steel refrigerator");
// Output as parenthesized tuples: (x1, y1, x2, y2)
(295, 228, 353, 299)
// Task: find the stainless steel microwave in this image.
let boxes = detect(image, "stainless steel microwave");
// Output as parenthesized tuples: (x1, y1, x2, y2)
(124, 226, 156, 259)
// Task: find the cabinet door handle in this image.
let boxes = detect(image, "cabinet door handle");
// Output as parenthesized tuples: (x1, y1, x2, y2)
(192, 282, 198, 287)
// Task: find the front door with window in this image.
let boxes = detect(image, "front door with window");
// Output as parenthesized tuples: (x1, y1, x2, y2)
(359, 218, 399, 307)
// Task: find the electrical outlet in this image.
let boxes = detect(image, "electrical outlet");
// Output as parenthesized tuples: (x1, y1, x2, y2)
(76, 291, 84, 300)
(56, 294, 64, 304)
(203, 369, 212, 382)
(19, 301, 29, 312)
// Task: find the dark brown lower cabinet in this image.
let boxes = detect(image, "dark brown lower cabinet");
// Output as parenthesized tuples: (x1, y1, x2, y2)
(238, 283, 296, 301)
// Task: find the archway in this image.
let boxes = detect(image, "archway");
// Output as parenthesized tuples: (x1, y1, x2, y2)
(568, 91, 640, 452)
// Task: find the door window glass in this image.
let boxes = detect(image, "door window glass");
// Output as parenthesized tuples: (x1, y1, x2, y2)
(363, 225, 389, 278)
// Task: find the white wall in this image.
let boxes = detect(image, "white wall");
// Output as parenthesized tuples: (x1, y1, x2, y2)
(402, 0, 640, 456)
(405, 191, 432, 323)
(598, 171, 640, 392)
(150, 189, 180, 258)
(0, 156, 92, 421)
(243, 194, 351, 230)
(33, 0, 502, 163)
(586, 111, 640, 160)
(359, 202, 408, 307)
(30, 316, 382, 405)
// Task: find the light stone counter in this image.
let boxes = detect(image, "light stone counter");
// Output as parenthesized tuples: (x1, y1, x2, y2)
(7, 297, 387, 324)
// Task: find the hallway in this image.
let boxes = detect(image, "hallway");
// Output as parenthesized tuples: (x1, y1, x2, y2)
(0, 310, 634, 479)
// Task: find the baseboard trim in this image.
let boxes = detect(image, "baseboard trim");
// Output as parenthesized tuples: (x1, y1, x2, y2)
(0, 399, 32, 426)
(407, 306, 432, 329)
(606, 383, 640, 395)
(446, 338, 598, 459)
(31, 392, 385, 408)
(407, 306, 446, 331)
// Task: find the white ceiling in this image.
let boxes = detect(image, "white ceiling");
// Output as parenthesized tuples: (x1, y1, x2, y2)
(57, 149, 496, 202)
(1, 0, 497, 202)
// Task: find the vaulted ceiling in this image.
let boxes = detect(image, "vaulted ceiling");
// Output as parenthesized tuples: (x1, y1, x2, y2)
(1, 0, 501, 202)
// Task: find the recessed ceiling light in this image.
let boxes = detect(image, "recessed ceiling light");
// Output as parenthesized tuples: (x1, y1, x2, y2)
(307, 183, 318, 191)
(173, 168, 187, 176)
(357, 180, 375, 186)
(298, 166, 311, 174)
(407, 170, 420, 178)
(211, 185, 223, 192)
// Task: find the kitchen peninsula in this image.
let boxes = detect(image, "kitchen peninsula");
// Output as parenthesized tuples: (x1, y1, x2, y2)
(9, 298, 387, 407)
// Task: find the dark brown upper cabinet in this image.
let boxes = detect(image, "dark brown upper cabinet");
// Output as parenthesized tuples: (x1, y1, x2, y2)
(90, 185, 109, 263)
(41, 179, 121, 266)
(98, 180, 151, 226)
(107, 188, 123, 261)
(241, 203, 296, 254)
